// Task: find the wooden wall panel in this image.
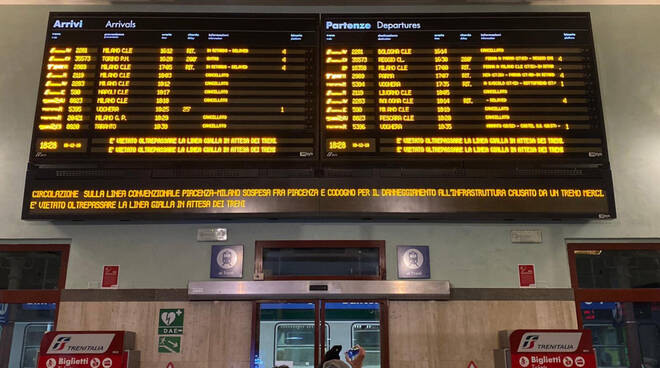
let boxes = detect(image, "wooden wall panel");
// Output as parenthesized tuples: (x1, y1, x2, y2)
(58, 301, 252, 368)
(59, 299, 576, 368)
(388, 300, 577, 368)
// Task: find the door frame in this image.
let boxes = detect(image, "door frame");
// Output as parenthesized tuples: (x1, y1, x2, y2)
(0, 244, 69, 367)
(251, 299, 390, 368)
(0, 244, 69, 329)
(567, 242, 660, 328)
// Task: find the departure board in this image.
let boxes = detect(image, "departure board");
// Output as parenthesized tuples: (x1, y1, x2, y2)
(321, 14, 606, 161)
(31, 13, 317, 162)
(23, 12, 616, 220)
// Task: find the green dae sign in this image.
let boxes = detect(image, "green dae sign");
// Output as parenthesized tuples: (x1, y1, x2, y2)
(158, 308, 184, 335)
(158, 336, 181, 353)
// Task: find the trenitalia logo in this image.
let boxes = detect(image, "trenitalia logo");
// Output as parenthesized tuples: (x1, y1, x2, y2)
(325, 21, 372, 30)
(46, 334, 114, 354)
(52, 19, 83, 29)
(521, 335, 538, 349)
(517, 332, 582, 353)
(51, 336, 70, 351)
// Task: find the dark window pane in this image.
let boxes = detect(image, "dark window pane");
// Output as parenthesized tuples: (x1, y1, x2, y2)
(574, 250, 660, 289)
(580, 302, 660, 368)
(262, 247, 380, 278)
(0, 252, 62, 290)
(352, 323, 380, 350)
(260, 303, 316, 322)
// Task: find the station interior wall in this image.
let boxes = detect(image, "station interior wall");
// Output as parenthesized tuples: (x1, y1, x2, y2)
(58, 299, 577, 368)
(0, 5, 659, 289)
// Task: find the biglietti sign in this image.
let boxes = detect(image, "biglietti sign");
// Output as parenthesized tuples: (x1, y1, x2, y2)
(510, 330, 597, 368)
(38, 331, 139, 368)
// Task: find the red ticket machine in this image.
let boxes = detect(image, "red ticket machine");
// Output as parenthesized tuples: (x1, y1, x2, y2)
(37, 331, 140, 368)
(498, 329, 597, 368)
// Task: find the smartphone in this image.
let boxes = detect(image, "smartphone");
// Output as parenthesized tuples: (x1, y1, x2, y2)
(346, 346, 360, 361)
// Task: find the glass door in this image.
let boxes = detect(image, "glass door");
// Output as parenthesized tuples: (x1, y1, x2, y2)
(257, 302, 319, 368)
(580, 302, 660, 368)
(569, 243, 660, 368)
(255, 300, 387, 368)
(1, 304, 56, 368)
(322, 302, 383, 368)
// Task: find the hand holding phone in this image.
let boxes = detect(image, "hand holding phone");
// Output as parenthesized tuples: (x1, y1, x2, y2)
(346, 345, 360, 360)
(345, 345, 365, 368)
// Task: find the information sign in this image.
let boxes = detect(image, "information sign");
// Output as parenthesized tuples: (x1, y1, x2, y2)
(397, 245, 430, 279)
(101, 265, 120, 288)
(211, 245, 243, 278)
(518, 264, 536, 287)
(509, 330, 597, 368)
(37, 331, 139, 368)
(158, 336, 182, 353)
(22, 12, 615, 220)
(158, 308, 184, 335)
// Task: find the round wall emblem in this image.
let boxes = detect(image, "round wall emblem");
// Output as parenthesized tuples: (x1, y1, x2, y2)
(217, 248, 238, 270)
(403, 248, 424, 269)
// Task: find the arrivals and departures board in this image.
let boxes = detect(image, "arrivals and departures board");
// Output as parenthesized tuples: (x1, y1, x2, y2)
(23, 13, 615, 220)
(32, 13, 318, 162)
(321, 14, 607, 161)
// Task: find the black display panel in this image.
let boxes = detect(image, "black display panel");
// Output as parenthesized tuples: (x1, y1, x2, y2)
(31, 13, 318, 162)
(23, 12, 616, 220)
(24, 172, 612, 219)
(321, 14, 606, 161)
